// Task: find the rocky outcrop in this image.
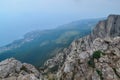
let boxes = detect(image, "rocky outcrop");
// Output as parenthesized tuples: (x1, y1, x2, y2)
(57, 37, 120, 80)
(44, 14, 120, 80)
(91, 14, 120, 40)
(0, 58, 43, 80)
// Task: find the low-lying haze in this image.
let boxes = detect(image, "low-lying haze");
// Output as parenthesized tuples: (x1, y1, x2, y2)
(0, 0, 120, 46)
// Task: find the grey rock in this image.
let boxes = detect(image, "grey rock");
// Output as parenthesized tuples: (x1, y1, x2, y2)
(45, 14, 120, 80)
(0, 58, 43, 80)
(0, 58, 22, 78)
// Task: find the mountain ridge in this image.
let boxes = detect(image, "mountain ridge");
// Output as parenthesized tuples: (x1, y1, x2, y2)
(44, 14, 120, 80)
(0, 18, 100, 66)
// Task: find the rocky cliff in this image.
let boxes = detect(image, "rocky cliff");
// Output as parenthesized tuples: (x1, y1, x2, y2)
(44, 14, 120, 80)
(91, 14, 120, 39)
(0, 14, 120, 80)
(56, 37, 120, 80)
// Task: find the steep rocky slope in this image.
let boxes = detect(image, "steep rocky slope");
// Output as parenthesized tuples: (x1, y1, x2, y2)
(0, 15, 119, 80)
(56, 37, 120, 80)
(44, 15, 120, 80)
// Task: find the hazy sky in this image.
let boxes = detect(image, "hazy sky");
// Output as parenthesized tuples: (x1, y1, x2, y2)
(0, 0, 120, 46)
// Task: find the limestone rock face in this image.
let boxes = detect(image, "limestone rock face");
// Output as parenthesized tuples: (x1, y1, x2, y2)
(0, 58, 22, 78)
(0, 58, 43, 80)
(44, 15, 120, 80)
(57, 37, 120, 80)
(91, 15, 120, 40)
